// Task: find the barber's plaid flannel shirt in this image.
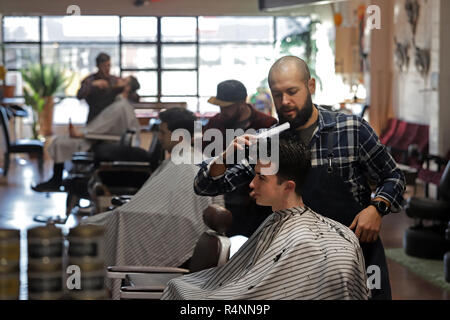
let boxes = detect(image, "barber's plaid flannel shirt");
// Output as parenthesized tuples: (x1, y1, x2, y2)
(194, 106, 406, 212)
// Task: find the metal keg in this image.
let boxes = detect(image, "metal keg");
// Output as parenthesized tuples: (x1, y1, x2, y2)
(66, 257, 107, 300)
(67, 225, 106, 299)
(0, 229, 20, 300)
(27, 225, 63, 260)
(28, 258, 64, 300)
(27, 225, 64, 300)
(67, 225, 105, 259)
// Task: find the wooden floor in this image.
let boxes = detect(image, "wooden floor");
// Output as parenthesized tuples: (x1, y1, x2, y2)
(0, 154, 449, 300)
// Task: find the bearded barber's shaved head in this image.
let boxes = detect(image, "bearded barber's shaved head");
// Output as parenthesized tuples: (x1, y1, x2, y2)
(268, 56, 311, 86)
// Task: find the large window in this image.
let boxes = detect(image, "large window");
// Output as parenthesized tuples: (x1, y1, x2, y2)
(2, 15, 333, 120)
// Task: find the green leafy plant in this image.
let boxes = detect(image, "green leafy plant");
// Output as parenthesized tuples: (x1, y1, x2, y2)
(21, 63, 73, 97)
(20, 63, 73, 139)
(279, 19, 322, 89)
(23, 88, 45, 139)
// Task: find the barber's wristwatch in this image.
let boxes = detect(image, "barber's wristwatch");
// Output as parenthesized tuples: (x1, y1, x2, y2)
(371, 200, 391, 216)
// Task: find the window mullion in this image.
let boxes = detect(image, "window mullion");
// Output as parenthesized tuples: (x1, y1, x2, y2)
(157, 17, 162, 103)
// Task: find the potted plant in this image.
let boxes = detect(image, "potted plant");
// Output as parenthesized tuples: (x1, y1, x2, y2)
(23, 88, 45, 140)
(0, 64, 16, 98)
(21, 63, 72, 137)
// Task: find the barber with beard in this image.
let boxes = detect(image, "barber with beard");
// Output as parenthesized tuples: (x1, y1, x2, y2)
(194, 56, 406, 300)
(202, 80, 277, 237)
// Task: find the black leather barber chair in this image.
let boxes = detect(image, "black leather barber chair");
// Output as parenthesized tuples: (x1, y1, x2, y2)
(82, 125, 164, 215)
(445, 222, 450, 282)
(65, 130, 140, 211)
(0, 105, 43, 177)
(404, 160, 450, 259)
(33, 130, 139, 224)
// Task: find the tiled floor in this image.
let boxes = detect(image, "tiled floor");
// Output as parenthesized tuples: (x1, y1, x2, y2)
(0, 153, 449, 300)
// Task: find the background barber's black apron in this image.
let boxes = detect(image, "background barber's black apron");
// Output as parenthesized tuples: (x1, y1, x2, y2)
(302, 128, 392, 300)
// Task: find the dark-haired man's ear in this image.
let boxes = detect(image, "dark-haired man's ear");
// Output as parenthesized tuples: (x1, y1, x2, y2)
(308, 78, 316, 95)
(284, 180, 296, 193)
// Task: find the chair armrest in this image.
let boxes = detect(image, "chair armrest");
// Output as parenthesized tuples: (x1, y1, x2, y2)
(125, 272, 185, 289)
(71, 152, 94, 164)
(107, 265, 189, 280)
(119, 285, 165, 300)
(121, 285, 166, 292)
(111, 195, 133, 207)
(107, 265, 189, 274)
(98, 161, 151, 170)
(84, 133, 121, 141)
(405, 197, 450, 220)
(424, 154, 449, 167)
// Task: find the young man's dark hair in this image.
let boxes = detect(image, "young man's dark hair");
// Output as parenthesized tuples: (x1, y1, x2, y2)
(276, 132, 311, 196)
(257, 131, 311, 196)
(96, 52, 111, 67)
(127, 75, 141, 103)
(158, 107, 197, 135)
(128, 75, 140, 93)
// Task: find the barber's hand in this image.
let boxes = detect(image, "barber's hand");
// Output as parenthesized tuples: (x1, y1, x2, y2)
(209, 134, 256, 178)
(68, 119, 83, 138)
(220, 134, 257, 164)
(349, 205, 382, 243)
(92, 79, 109, 89)
(115, 78, 126, 87)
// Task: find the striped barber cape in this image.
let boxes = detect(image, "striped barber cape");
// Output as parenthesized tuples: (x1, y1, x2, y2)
(82, 159, 224, 299)
(161, 207, 370, 300)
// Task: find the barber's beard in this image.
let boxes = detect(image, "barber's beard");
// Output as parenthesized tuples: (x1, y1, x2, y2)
(278, 93, 314, 130)
(222, 106, 246, 129)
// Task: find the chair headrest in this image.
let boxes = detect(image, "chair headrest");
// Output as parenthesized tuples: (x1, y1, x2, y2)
(202, 205, 232, 235)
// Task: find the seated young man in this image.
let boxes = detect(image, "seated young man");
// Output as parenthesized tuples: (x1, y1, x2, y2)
(32, 75, 141, 192)
(81, 107, 224, 299)
(161, 133, 370, 300)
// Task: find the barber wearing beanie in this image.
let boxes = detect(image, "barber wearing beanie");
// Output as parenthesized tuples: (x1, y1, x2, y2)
(203, 80, 277, 237)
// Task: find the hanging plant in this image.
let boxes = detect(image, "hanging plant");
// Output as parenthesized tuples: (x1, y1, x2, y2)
(405, 0, 420, 37)
(413, 46, 430, 77)
(279, 19, 322, 89)
(394, 37, 410, 73)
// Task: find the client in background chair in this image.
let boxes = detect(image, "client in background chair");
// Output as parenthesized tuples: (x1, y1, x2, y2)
(31, 76, 141, 192)
(81, 108, 224, 299)
(162, 132, 370, 300)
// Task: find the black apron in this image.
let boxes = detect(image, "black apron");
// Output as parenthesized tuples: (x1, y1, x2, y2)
(301, 125, 392, 300)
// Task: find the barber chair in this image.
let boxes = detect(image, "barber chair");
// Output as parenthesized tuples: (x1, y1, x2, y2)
(67, 124, 164, 214)
(106, 205, 245, 300)
(32, 131, 137, 224)
(0, 105, 43, 177)
(360, 104, 370, 119)
(445, 222, 450, 282)
(380, 118, 399, 146)
(86, 125, 164, 214)
(404, 160, 450, 259)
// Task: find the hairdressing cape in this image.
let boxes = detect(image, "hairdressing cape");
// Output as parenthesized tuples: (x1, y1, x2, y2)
(82, 159, 223, 299)
(162, 207, 370, 300)
(47, 95, 140, 163)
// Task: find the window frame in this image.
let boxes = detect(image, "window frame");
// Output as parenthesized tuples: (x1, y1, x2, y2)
(2, 15, 311, 113)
